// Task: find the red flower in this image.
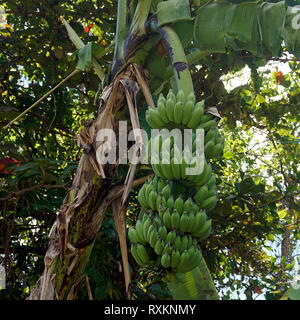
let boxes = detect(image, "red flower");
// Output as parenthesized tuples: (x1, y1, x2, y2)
(0, 158, 19, 175)
(276, 71, 283, 84)
(84, 24, 95, 33)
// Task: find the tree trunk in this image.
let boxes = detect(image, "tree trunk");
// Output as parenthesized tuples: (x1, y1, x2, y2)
(29, 67, 137, 300)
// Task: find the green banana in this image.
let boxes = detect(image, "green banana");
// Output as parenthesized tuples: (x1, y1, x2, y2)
(200, 196, 217, 210)
(147, 108, 165, 129)
(187, 101, 204, 129)
(176, 251, 190, 273)
(137, 244, 150, 264)
(167, 195, 174, 211)
(171, 209, 180, 229)
(161, 184, 171, 200)
(128, 227, 139, 244)
(182, 100, 194, 125)
(157, 101, 169, 124)
(161, 253, 171, 268)
(149, 228, 158, 248)
(166, 98, 175, 122)
(162, 210, 172, 230)
(148, 190, 158, 211)
(166, 231, 176, 244)
(191, 210, 207, 234)
(186, 212, 195, 233)
(154, 238, 164, 255)
(199, 118, 217, 132)
(135, 220, 147, 244)
(179, 212, 189, 233)
(158, 225, 168, 241)
(174, 101, 184, 124)
(198, 113, 214, 124)
(183, 198, 192, 213)
(204, 140, 215, 159)
(176, 89, 186, 102)
(193, 219, 212, 240)
(143, 218, 151, 241)
(174, 235, 182, 251)
(180, 235, 189, 253)
(137, 187, 148, 209)
(194, 185, 208, 204)
(131, 244, 145, 266)
(205, 128, 216, 145)
(174, 196, 184, 216)
(170, 249, 181, 268)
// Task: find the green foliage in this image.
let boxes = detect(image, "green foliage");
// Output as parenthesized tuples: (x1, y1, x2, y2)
(0, 0, 299, 301)
(194, 1, 300, 58)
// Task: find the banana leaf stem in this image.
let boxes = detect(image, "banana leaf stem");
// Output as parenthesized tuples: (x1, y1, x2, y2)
(148, 20, 194, 97)
(112, 0, 128, 77)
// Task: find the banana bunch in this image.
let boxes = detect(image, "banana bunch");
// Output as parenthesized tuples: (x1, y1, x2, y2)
(137, 176, 170, 211)
(204, 127, 225, 160)
(148, 135, 213, 187)
(128, 205, 209, 273)
(129, 85, 225, 275)
(145, 89, 218, 131)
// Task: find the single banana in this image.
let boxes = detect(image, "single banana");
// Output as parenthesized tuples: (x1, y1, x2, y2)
(128, 227, 139, 244)
(179, 212, 189, 233)
(166, 230, 176, 244)
(135, 220, 147, 244)
(137, 244, 150, 264)
(157, 101, 169, 124)
(182, 100, 194, 125)
(171, 209, 180, 229)
(162, 210, 172, 230)
(170, 249, 181, 268)
(143, 218, 151, 241)
(147, 108, 165, 129)
(194, 185, 209, 204)
(131, 244, 145, 266)
(180, 235, 189, 253)
(176, 89, 186, 102)
(174, 101, 184, 124)
(183, 198, 193, 214)
(149, 228, 158, 248)
(200, 195, 217, 210)
(148, 190, 158, 211)
(158, 225, 168, 241)
(191, 210, 207, 234)
(166, 98, 175, 122)
(187, 101, 204, 129)
(174, 196, 184, 216)
(161, 253, 171, 268)
(154, 237, 164, 255)
(161, 184, 171, 200)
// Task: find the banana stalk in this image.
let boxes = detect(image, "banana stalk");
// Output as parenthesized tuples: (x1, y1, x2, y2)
(149, 21, 194, 97)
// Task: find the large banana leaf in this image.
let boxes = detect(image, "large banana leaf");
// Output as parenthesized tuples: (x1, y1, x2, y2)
(194, 1, 300, 58)
(283, 6, 300, 57)
(167, 258, 220, 300)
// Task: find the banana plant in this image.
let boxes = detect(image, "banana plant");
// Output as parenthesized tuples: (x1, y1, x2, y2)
(29, 0, 300, 300)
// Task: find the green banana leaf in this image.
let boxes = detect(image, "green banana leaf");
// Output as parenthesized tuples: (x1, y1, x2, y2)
(258, 1, 286, 57)
(193, 1, 300, 59)
(282, 6, 300, 58)
(194, 2, 236, 53)
(167, 258, 220, 300)
(157, 0, 192, 27)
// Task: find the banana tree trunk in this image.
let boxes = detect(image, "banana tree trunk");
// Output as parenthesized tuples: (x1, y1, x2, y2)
(29, 69, 133, 300)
